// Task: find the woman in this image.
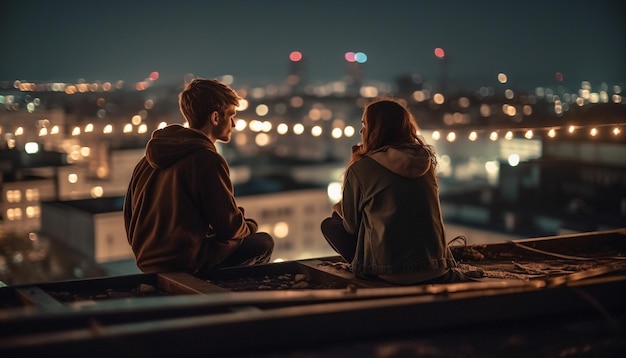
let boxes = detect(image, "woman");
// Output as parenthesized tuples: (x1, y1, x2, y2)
(321, 98, 466, 284)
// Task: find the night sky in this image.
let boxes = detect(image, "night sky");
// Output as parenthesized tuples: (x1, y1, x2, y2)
(1, 0, 625, 90)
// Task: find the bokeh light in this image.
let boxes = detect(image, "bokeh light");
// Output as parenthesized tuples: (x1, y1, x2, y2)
(289, 51, 303, 62)
(555, 72, 564, 81)
(344, 51, 367, 63)
(498, 73, 508, 84)
(434, 47, 445, 59)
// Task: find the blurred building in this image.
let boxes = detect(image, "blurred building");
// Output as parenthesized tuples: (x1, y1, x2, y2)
(0, 74, 625, 283)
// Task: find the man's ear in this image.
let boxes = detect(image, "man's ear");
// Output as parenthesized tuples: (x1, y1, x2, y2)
(210, 111, 219, 126)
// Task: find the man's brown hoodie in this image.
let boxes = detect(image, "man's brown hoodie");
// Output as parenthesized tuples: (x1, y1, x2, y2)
(124, 124, 257, 273)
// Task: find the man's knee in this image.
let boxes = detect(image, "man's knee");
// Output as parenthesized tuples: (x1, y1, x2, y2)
(256, 232, 274, 253)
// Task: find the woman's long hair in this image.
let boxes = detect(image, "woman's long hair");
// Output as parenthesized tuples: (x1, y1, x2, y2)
(347, 98, 438, 168)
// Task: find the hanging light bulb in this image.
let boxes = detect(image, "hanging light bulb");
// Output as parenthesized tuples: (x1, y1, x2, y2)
(524, 130, 533, 139)
(446, 132, 456, 142)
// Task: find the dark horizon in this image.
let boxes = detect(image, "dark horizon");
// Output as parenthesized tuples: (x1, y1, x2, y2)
(1, 0, 624, 90)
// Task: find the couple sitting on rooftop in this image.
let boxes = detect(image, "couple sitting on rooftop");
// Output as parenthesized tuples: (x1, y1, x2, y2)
(124, 78, 468, 284)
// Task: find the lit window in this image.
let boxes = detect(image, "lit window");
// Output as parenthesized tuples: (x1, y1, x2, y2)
(25, 188, 39, 201)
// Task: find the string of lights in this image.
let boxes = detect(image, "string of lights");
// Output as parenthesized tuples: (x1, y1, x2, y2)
(426, 122, 624, 142)
(4, 119, 625, 152)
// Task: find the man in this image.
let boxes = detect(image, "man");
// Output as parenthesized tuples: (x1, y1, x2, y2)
(124, 78, 274, 274)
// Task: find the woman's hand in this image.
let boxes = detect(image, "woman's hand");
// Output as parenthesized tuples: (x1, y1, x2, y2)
(332, 201, 343, 218)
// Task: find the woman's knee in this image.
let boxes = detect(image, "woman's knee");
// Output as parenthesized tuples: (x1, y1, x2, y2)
(320, 217, 330, 233)
(320, 216, 339, 234)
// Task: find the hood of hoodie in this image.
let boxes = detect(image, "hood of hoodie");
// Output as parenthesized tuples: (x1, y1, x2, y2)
(367, 144, 432, 179)
(145, 124, 216, 169)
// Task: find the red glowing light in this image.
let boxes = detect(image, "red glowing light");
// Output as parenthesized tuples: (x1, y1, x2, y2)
(289, 51, 303, 62)
(434, 47, 445, 59)
(344, 51, 356, 62)
(149, 71, 159, 81)
(555, 72, 564, 81)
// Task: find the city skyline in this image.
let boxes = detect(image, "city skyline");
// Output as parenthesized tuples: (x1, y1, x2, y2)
(1, 0, 625, 90)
